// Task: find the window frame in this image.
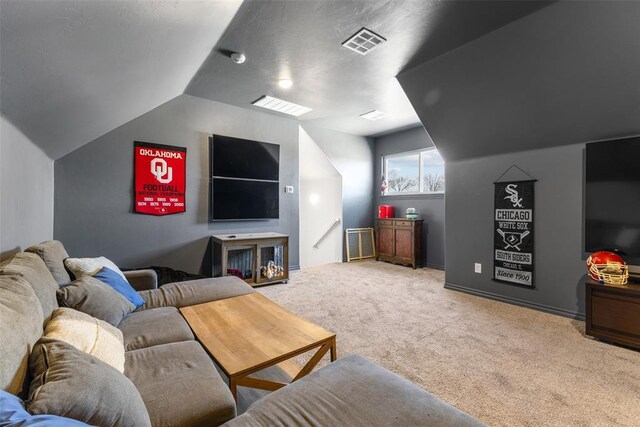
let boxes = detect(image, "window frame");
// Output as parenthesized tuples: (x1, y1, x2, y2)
(382, 147, 445, 196)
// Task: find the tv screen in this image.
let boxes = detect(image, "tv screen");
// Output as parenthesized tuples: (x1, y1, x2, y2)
(211, 134, 279, 181)
(585, 136, 640, 263)
(211, 178, 279, 220)
(209, 135, 280, 221)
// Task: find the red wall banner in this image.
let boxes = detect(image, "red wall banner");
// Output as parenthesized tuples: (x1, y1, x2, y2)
(134, 141, 186, 216)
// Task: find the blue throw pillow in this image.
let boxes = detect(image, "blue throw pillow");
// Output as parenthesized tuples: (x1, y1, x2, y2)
(0, 390, 89, 426)
(92, 267, 145, 309)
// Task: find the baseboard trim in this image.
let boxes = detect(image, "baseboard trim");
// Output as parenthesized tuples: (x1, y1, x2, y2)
(425, 263, 444, 270)
(289, 264, 300, 271)
(444, 282, 585, 321)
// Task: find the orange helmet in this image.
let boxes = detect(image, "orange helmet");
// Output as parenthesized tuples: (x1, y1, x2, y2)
(586, 251, 628, 285)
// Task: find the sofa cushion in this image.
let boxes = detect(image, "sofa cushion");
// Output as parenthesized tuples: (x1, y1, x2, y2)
(0, 252, 59, 321)
(0, 389, 90, 426)
(93, 266, 145, 308)
(0, 274, 44, 396)
(57, 276, 136, 326)
(64, 256, 127, 280)
(138, 276, 255, 310)
(118, 306, 194, 351)
(224, 354, 485, 427)
(25, 240, 71, 284)
(44, 307, 125, 372)
(125, 341, 236, 427)
(27, 338, 151, 427)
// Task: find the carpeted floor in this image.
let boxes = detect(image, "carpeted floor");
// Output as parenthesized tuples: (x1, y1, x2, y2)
(258, 260, 640, 427)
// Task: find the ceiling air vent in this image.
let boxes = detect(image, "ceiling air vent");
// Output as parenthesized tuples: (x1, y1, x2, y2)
(360, 110, 386, 120)
(342, 28, 386, 55)
(252, 95, 312, 117)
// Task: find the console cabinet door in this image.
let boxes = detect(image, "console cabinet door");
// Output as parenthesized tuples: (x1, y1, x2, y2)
(394, 228, 413, 260)
(377, 226, 394, 257)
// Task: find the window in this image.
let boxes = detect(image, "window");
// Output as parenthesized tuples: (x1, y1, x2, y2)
(382, 148, 445, 195)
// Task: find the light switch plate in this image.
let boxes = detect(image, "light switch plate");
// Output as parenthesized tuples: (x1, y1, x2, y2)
(474, 263, 482, 274)
(285, 186, 294, 193)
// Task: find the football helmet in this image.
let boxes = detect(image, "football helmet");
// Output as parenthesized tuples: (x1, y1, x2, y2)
(586, 251, 629, 285)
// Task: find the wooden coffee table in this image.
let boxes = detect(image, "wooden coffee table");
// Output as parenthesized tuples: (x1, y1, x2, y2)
(180, 293, 336, 399)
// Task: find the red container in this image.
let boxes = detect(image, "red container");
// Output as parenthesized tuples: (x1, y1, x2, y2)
(378, 205, 394, 219)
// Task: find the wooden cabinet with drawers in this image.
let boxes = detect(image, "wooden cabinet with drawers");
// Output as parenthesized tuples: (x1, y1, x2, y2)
(585, 279, 640, 350)
(375, 218, 423, 269)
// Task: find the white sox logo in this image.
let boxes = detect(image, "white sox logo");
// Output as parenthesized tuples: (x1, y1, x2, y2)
(497, 229, 530, 251)
(504, 183, 523, 208)
(151, 158, 173, 184)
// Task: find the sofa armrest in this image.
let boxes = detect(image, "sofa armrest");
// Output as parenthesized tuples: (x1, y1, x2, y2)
(137, 276, 254, 311)
(124, 269, 158, 291)
(223, 355, 484, 427)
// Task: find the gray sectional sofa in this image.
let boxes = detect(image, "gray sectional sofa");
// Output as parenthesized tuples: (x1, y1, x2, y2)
(0, 240, 483, 426)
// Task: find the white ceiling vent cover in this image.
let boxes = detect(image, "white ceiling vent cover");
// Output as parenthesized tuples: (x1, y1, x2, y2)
(342, 28, 386, 55)
(252, 95, 312, 117)
(360, 110, 386, 120)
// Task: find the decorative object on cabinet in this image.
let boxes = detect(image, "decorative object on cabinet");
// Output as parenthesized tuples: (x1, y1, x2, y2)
(211, 233, 288, 286)
(405, 208, 418, 220)
(378, 205, 394, 219)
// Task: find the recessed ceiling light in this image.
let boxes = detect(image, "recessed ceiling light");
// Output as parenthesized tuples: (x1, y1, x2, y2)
(278, 79, 293, 89)
(342, 28, 386, 55)
(360, 110, 386, 120)
(252, 95, 312, 117)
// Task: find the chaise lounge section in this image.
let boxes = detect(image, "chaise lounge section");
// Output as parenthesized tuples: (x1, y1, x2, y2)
(0, 240, 483, 426)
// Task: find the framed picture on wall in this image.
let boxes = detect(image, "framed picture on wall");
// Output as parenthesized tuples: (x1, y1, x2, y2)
(134, 141, 186, 216)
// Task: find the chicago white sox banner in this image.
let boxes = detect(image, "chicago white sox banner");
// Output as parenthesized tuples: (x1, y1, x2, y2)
(494, 180, 535, 287)
(134, 141, 186, 216)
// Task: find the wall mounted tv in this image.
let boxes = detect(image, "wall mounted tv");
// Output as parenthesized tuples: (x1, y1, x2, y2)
(209, 134, 280, 221)
(585, 136, 640, 264)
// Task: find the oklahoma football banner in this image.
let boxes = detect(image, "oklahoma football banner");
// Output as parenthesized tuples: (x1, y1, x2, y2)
(494, 180, 535, 287)
(134, 141, 186, 216)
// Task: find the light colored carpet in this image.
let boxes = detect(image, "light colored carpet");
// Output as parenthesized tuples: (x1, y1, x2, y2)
(258, 260, 640, 427)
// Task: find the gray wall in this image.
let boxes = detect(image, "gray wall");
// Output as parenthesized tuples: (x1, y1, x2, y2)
(0, 115, 54, 258)
(374, 126, 445, 269)
(445, 143, 588, 318)
(396, 1, 640, 318)
(54, 95, 300, 274)
(301, 124, 375, 260)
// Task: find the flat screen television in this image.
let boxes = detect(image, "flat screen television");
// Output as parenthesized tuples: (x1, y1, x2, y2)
(585, 136, 640, 265)
(209, 134, 280, 221)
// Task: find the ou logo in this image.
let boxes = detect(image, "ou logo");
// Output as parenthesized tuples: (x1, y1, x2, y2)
(150, 158, 173, 184)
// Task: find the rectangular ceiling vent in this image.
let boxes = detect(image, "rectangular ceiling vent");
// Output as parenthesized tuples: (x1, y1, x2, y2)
(360, 110, 386, 120)
(342, 28, 386, 55)
(252, 95, 312, 117)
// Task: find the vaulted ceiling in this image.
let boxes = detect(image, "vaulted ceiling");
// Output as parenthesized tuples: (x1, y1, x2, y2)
(186, 0, 550, 138)
(398, 1, 640, 161)
(1, 0, 551, 160)
(1, 0, 242, 159)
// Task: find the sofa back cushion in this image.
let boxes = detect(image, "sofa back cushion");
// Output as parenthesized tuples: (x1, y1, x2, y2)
(25, 240, 71, 284)
(57, 276, 136, 326)
(0, 252, 59, 321)
(27, 338, 151, 427)
(0, 274, 45, 396)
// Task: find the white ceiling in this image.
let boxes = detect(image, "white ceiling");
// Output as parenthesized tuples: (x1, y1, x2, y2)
(0, 0, 242, 159)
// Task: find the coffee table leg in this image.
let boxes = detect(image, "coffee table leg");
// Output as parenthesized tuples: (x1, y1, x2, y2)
(229, 377, 238, 401)
(330, 337, 337, 362)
